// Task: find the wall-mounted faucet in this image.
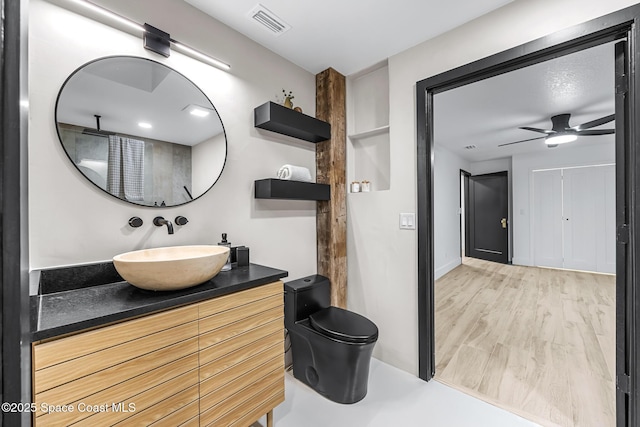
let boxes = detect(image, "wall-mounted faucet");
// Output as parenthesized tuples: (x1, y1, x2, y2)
(153, 216, 174, 234)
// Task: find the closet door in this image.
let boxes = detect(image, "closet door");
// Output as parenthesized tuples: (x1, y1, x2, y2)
(596, 164, 616, 274)
(533, 169, 563, 268)
(562, 167, 599, 272)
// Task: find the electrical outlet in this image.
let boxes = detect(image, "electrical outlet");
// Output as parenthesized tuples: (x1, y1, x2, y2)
(399, 213, 416, 230)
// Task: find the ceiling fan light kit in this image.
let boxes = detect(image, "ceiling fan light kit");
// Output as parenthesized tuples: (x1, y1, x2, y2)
(545, 133, 577, 145)
(498, 113, 615, 148)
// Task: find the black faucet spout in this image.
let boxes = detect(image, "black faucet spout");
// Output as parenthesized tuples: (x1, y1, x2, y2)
(153, 216, 174, 234)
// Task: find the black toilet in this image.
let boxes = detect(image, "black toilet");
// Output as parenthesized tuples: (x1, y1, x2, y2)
(284, 275, 378, 404)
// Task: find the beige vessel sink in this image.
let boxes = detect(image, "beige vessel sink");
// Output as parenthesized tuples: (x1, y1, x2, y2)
(113, 245, 230, 291)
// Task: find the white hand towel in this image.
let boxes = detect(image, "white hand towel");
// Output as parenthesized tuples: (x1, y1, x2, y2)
(277, 165, 312, 182)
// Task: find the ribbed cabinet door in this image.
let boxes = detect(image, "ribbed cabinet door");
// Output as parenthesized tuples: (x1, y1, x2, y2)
(197, 281, 285, 427)
(32, 305, 200, 426)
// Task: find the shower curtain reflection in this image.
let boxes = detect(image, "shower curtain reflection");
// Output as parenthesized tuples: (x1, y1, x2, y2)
(58, 123, 194, 206)
(107, 135, 144, 202)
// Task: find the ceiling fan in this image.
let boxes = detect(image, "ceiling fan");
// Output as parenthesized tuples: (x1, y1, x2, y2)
(498, 113, 615, 148)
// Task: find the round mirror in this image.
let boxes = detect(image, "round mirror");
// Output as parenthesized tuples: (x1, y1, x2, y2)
(55, 56, 226, 207)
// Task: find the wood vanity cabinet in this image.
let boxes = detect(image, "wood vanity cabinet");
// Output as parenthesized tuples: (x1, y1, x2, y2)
(32, 281, 285, 426)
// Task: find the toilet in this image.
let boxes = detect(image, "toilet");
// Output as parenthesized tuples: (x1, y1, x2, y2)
(284, 275, 378, 404)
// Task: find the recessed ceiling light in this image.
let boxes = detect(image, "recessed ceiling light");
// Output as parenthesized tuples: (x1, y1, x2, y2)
(189, 107, 210, 117)
(138, 122, 152, 129)
(183, 104, 214, 117)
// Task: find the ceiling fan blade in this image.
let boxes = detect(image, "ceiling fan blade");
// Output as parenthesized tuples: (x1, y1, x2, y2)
(519, 126, 552, 134)
(576, 114, 615, 130)
(575, 129, 615, 136)
(498, 136, 545, 147)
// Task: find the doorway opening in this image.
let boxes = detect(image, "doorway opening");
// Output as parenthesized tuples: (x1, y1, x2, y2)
(417, 6, 640, 426)
(434, 42, 616, 426)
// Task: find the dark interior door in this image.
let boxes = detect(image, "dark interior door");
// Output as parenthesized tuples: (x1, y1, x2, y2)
(468, 171, 509, 264)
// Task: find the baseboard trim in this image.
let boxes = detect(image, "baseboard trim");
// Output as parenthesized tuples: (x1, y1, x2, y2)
(511, 257, 531, 266)
(435, 257, 462, 280)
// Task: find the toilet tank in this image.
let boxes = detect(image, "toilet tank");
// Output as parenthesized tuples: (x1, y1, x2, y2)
(284, 275, 331, 328)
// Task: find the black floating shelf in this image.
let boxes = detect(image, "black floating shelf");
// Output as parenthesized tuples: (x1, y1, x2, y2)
(254, 101, 331, 143)
(255, 179, 330, 201)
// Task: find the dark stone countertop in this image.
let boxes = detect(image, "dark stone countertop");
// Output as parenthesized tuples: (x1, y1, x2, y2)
(31, 263, 288, 341)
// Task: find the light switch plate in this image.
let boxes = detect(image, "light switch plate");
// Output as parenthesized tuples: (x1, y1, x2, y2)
(399, 213, 416, 230)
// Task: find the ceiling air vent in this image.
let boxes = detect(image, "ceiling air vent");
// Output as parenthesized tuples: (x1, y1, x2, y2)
(464, 145, 477, 150)
(248, 4, 291, 36)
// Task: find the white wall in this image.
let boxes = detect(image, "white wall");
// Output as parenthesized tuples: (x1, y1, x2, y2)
(348, 0, 637, 376)
(192, 133, 226, 197)
(511, 141, 615, 266)
(434, 145, 469, 279)
(29, 0, 318, 283)
(467, 158, 511, 176)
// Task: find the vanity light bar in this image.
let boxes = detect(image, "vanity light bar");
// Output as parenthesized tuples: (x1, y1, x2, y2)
(64, 0, 231, 71)
(171, 41, 231, 71)
(68, 0, 145, 33)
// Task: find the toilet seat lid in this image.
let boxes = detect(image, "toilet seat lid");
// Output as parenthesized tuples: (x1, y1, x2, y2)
(309, 306, 378, 344)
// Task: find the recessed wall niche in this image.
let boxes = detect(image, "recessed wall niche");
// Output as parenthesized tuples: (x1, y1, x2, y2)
(347, 62, 390, 192)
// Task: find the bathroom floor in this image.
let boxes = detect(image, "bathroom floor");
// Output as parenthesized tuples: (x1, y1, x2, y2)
(435, 257, 616, 427)
(256, 358, 539, 426)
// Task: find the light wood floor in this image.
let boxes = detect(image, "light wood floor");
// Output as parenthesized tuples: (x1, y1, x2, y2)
(435, 257, 616, 427)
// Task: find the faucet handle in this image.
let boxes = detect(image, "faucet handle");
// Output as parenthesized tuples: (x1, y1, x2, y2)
(128, 217, 143, 228)
(175, 216, 188, 226)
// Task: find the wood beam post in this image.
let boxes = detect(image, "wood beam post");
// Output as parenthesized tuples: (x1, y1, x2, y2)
(316, 68, 347, 308)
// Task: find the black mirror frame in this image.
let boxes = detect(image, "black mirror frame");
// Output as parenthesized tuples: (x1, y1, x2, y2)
(54, 55, 228, 208)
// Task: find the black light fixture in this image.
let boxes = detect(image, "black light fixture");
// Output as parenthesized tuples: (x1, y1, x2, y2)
(143, 24, 170, 58)
(66, 0, 231, 70)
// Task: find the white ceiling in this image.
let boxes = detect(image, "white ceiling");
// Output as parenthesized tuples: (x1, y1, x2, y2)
(179, 1, 616, 163)
(434, 41, 616, 163)
(184, 0, 514, 75)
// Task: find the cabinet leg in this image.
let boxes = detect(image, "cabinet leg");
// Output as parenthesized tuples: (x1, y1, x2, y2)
(267, 410, 274, 427)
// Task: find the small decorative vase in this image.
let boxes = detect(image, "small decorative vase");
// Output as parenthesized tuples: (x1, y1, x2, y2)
(294, 106, 303, 113)
(284, 96, 294, 109)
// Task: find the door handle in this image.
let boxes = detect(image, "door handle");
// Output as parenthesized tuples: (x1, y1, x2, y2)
(501, 218, 507, 229)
